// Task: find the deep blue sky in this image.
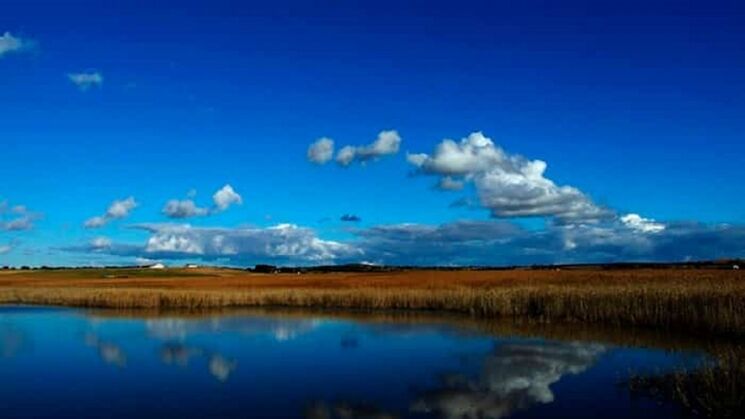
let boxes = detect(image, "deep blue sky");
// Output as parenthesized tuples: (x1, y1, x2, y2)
(1, 0, 744, 266)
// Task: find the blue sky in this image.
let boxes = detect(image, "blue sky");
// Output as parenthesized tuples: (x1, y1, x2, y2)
(1, 0, 744, 266)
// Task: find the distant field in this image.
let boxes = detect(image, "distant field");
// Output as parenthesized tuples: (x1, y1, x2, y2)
(1, 266, 741, 289)
(1, 267, 744, 337)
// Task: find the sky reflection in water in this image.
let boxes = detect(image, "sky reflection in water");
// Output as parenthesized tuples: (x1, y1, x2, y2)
(0, 307, 700, 418)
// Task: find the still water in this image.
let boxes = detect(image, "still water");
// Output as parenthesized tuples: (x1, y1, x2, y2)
(1, 306, 702, 418)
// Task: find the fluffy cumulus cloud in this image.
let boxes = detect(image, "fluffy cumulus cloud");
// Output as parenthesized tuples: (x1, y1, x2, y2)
(162, 199, 209, 218)
(408, 132, 611, 224)
(84, 197, 137, 228)
(334, 130, 402, 166)
(620, 213, 665, 233)
(72, 223, 362, 265)
(63, 217, 745, 266)
(67, 71, 103, 90)
(0, 202, 40, 231)
(412, 341, 606, 419)
(307, 137, 335, 164)
(335, 145, 357, 166)
(212, 184, 242, 212)
(0, 32, 32, 58)
(162, 185, 242, 219)
(53, 128, 743, 266)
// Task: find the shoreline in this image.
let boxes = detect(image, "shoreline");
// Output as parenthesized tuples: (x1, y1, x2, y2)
(2, 267, 744, 338)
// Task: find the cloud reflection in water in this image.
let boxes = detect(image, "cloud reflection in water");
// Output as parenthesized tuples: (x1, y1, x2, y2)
(411, 341, 606, 419)
(145, 316, 320, 383)
(208, 354, 237, 382)
(90, 314, 608, 411)
(160, 342, 204, 366)
(84, 332, 127, 367)
(145, 316, 321, 343)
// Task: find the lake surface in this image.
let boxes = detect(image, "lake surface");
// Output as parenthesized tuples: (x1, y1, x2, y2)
(0, 306, 703, 418)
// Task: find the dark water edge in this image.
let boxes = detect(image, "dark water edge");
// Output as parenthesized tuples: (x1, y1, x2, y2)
(0, 305, 728, 418)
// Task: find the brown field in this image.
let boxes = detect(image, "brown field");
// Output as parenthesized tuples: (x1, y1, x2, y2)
(1, 267, 744, 338)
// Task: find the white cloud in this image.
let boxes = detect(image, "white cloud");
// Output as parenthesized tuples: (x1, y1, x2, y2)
(356, 130, 401, 158)
(90, 237, 112, 250)
(84, 197, 137, 229)
(335, 145, 357, 166)
(408, 132, 610, 224)
(162, 185, 242, 219)
(106, 197, 137, 218)
(140, 223, 360, 263)
(335, 130, 402, 166)
(79, 223, 362, 265)
(0, 202, 40, 231)
(162, 199, 209, 219)
(0, 244, 11, 255)
(212, 185, 242, 212)
(307, 137, 335, 164)
(438, 177, 465, 191)
(0, 32, 31, 58)
(620, 213, 665, 233)
(63, 217, 745, 266)
(146, 230, 205, 254)
(1, 216, 34, 231)
(68, 71, 103, 90)
(83, 216, 107, 229)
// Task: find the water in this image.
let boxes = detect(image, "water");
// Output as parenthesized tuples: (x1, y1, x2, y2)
(0, 306, 704, 418)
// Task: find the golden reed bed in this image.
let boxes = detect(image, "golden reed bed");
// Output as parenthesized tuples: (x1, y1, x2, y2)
(1, 267, 744, 337)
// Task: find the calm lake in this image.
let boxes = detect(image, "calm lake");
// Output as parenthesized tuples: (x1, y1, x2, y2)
(1, 306, 704, 418)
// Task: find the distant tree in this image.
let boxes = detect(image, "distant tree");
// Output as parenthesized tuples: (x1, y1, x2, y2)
(253, 264, 277, 273)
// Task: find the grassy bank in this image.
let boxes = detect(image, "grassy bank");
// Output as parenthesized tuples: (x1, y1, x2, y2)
(1, 267, 744, 337)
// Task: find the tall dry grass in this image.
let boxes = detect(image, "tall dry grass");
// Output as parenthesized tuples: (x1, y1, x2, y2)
(2, 277, 745, 337)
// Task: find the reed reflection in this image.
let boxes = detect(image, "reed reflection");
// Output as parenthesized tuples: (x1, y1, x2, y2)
(306, 401, 398, 419)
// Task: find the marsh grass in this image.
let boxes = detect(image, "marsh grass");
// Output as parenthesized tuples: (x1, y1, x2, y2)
(2, 278, 745, 338)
